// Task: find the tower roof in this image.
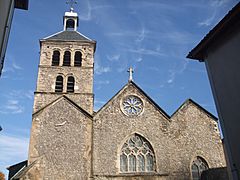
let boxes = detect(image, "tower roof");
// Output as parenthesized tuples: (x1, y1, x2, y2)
(42, 30, 95, 42)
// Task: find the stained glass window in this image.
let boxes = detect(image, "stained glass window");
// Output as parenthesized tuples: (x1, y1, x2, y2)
(120, 134, 155, 173)
(191, 157, 208, 180)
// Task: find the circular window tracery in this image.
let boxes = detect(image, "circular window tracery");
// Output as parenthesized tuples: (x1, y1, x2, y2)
(121, 95, 143, 116)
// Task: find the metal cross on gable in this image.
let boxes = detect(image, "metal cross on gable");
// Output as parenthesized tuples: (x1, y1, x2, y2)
(66, 0, 78, 10)
(127, 67, 134, 82)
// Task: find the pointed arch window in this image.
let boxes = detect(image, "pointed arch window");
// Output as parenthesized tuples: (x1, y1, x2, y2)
(120, 134, 155, 173)
(63, 51, 71, 66)
(191, 157, 209, 180)
(55, 76, 63, 93)
(74, 51, 82, 66)
(52, 50, 60, 66)
(67, 76, 75, 93)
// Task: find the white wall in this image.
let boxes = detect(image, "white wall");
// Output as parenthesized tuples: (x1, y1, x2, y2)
(205, 30, 240, 179)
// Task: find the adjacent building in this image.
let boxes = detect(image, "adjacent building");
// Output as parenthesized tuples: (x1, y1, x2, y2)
(187, 2, 240, 180)
(0, 0, 29, 76)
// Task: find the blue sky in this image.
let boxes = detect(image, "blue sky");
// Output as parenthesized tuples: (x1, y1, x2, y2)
(0, 0, 238, 176)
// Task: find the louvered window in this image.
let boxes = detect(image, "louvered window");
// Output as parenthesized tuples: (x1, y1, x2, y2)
(74, 51, 82, 66)
(63, 51, 71, 66)
(55, 76, 63, 92)
(67, 76, 75, 93)
(52, 50, 60, 66)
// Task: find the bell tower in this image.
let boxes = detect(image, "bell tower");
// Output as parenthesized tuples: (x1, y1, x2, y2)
(33, 6, 96, 114)
(26, 5, 96, 179)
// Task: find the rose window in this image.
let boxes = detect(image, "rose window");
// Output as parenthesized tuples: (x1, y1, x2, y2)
(122, 95, 143, 116)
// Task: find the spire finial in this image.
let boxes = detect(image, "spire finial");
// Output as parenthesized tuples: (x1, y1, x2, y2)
(66, 0, 77, 11)
(127, 67, 134, 82)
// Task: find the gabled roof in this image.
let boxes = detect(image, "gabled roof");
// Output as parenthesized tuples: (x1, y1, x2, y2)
(95, 80, 170, 119)
(9, 160, 38, 180)
(7, 160, 28, 180)
(171, 98, 218, 121)
(95, 81, 217, 122)
(33, 95, 93, 119)
(42, 30, 96, 43)
(187, 2, 240, 61)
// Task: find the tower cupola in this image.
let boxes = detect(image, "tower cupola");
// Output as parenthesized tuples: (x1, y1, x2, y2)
(63, 7, 79, 31)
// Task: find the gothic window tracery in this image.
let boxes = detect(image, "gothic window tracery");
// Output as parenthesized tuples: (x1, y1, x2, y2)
(191, 156, 208, 180)
(120, 134, 155, 173)
(52, 50, 60, 66)
(63, 51, 71, 66)
(67, 76, 75, 93)
(55, 76, 63, 92)
(74, 51, 82, 66)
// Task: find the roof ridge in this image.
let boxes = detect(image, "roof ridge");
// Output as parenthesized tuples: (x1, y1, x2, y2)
(42, 30, 64, 40)
(170, 98, 218, 121)
(75, 31, 93, 41)
(41, 30, 95, 42)
(33, 95, 93, 119)
(95, 80, 170, 119)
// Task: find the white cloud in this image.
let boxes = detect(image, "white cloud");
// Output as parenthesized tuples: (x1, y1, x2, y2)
(210, 0, 229, 7)
(2, 61, 23, 74)
(198, 0, 229, 27)
(95, 64, 111, 75)
(105, 28, 148, 43)
(6, 90, 34, 100)
(78, 0, 92, 21)
(95, 80, 110, 85)
(0, 89, 33, 114)
(198, 11, 217, 27)
(107, 54, 120, 62)
(94, 99, 107, 111)
(1, 100, 24, 114)
(78, 2, 113, 21)
(135, 57, 143, 62)
(126, 47, 166, 57)
(0, 134, 29, 176)
(129, 1, 182, 12)
(117, 65, 128, 73)
(135, 27, 146, 43)
(95, 55, 111, 75)
(167, 59, 189, 84)
(12, 62, 23, 70)
(24, 90, 34, 100)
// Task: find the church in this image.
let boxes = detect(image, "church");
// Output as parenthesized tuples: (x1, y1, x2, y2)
(8, 6, 227, 180)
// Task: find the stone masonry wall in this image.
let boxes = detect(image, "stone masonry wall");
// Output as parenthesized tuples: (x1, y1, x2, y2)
(27, 97, 92, 180)
(34, 41, 95, 114)
(93, 83, 173, 179)
(93, 83, 226, 180)
(33, 92, 93, 114)
(168, 101, 226, 179)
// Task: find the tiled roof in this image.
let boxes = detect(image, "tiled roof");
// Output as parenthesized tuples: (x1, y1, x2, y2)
(43, 30, 95, 42)
(187, 2, 240, 61)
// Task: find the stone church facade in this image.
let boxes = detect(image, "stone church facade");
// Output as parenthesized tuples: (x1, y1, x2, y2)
(9, 8, 226, 180)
